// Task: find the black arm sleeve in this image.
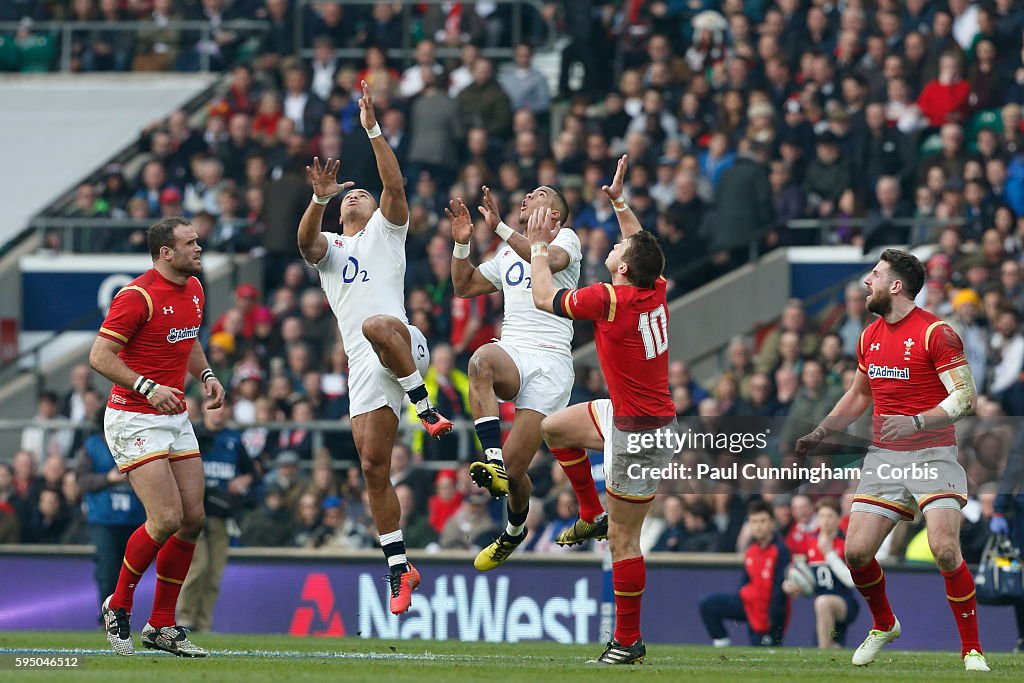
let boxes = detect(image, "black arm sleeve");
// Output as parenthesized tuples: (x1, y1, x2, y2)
(551, 288, 571, 319)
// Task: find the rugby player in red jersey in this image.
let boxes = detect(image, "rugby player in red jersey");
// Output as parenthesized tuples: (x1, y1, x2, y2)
(89, 216, 224, 657)
(526, 155, 677, 664)
(796, 249, 989, 672)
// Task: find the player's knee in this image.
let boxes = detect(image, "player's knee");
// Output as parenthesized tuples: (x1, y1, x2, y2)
(929, 540, 961, 569)
(361, 315, 392, 343)
(842, 544, 872, 569)
(813, 596, 830, 616)
(150, 507, 183, 539)
(360, 457, 389, 489)
(468, 352, 493, 382)
(178, 510, 205, 541)
(539, 415, 561, 445)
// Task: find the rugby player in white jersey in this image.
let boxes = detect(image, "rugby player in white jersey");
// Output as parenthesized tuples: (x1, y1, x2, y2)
(297, 81, 451, 614)
(447, 184, 583, 570)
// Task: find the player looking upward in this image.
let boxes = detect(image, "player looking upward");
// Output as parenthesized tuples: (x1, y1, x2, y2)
(526, 154, 678, 665)
(298, 81, 451, 615)
(447, 182, 582, 571)
(796, 249, 989, 672)
(90, 216, 225, 657)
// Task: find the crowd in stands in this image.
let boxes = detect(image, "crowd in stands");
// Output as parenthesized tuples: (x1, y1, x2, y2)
(4, 1, 1024, 561)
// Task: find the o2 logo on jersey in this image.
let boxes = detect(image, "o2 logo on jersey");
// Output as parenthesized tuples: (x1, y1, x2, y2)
(341, 256, 369, 284)
(505, 262, 532, 289)
(417, 343, 426, 360)
(638, 305, 668, 359)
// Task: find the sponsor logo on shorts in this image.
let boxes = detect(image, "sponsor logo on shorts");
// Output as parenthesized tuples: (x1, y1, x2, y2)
(167, 325, 200, 343)
(868, 363, 910, 380)
(134, 436, 147, 450)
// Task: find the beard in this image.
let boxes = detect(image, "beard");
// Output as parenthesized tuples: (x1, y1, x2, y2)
(866, 290, 892, 316)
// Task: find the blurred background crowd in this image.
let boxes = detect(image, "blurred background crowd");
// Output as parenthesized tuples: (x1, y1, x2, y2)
(2, 0, 1024, 565)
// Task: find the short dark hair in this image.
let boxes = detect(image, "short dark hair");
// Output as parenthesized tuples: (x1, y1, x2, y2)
(541, 185, 570, 224)
(622, 230, 665, 289)
(148, 216, 191, 260)
(747, 499, 773, 518)
(816, 497, 841, 515)
(879, 248, 925, 299)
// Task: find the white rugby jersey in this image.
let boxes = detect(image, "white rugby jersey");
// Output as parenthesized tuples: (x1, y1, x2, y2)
(314, 209, 409, 361)
(478, 228, 582, 356)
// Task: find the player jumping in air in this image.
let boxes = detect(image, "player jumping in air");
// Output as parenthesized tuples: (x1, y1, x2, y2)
(90, 216, 225, 657)
(447, 183, 582, 571)
(796, 249, 989, 672)
(526, 154, 678, 665)
(299, 81, 452, 615)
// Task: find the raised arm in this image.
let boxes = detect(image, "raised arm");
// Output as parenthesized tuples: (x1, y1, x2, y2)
(602, 154, 643, 239)
(479, 186, 571, 273)
(526, 207, 561, 314)
(298, 156, 354, 265)
(446, 198, 498, 298)
(359, 80, 407, 226)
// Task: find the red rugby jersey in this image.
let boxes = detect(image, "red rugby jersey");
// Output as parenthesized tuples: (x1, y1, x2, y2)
(98, 269, 205, 414)
(856, 306, 968, 450)
(555, 277, 674, 430)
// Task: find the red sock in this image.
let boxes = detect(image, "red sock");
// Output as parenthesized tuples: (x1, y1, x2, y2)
(551, 448, 604, 523)
(612, 556, 645, 646)
(942, 560, 982, 656)
(849, 559, 896, 631)
(149, 534, 196, 628)
(110, 525, 163, 613)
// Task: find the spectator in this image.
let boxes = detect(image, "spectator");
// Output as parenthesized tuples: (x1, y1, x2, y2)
(428, 469, 462, 533)
(438, 489, 497, 550)
(395, 483, 436, 549)
(499, 43, 551, 115)
(399, 39, 443, 99)
(406, 68, 462, 189)
(239, 484, 293, 547)
(458, 58, 513, 140)
(699, 500, 789, 647)
(711, 139, 774, 270)
(917, 52, 972, 128)
(22, 488, 67, 544)
(20, 391, 72, 461)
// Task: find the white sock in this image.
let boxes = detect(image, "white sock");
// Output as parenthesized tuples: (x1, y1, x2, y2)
(506, 521, 525, 536)
(415, 398, 430, 414)
(379, 530, 407, 570)
(397, 371, 424, 392)
(484, 447, 504, 464)
(712, 638, 731, 648)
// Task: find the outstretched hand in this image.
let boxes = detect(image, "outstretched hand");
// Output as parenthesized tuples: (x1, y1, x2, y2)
(305, 156, 354, 201)
(478, 185, 503, 231)
(445, 198, 474, 244)
(526, 207, 560, 245)
(602, 154, 628, 201)
(358, 79, 377, 130)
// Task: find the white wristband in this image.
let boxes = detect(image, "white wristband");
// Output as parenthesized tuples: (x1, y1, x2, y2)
(365, 123, 382, 139)
(531, 242, 548, 258)
(495, 221, 515, 242)
(453, 241, 470, 259)
(312, 193, 332, 205)
(612, 198, 629, 213)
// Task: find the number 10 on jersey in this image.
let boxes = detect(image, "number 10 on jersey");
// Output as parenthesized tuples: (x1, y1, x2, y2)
(638, 305, 668, 359)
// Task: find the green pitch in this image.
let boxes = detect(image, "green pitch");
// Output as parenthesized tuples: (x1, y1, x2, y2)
(1, 631, 1022, 682)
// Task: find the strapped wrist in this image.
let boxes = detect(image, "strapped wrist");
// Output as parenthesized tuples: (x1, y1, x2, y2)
(453, 241, 470, 259)
(611, 197, 628, 212)
(201, 368, 216, 384)
(365, 122, 382, 138)
(312, 193, 333, 205)
(495, 221, 515, 242)
(531, 242, 548, 258)
(912, 414, 924, 431)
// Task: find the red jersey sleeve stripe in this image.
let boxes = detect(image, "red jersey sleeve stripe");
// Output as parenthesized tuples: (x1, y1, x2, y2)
(923, 321, 944, 351)
(601, 283, 617, 322)
(935, 358, 968, 372)
(119, 285, 154, 321)
(562, 290, 577, 319)
(99, 327, 129, 343)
